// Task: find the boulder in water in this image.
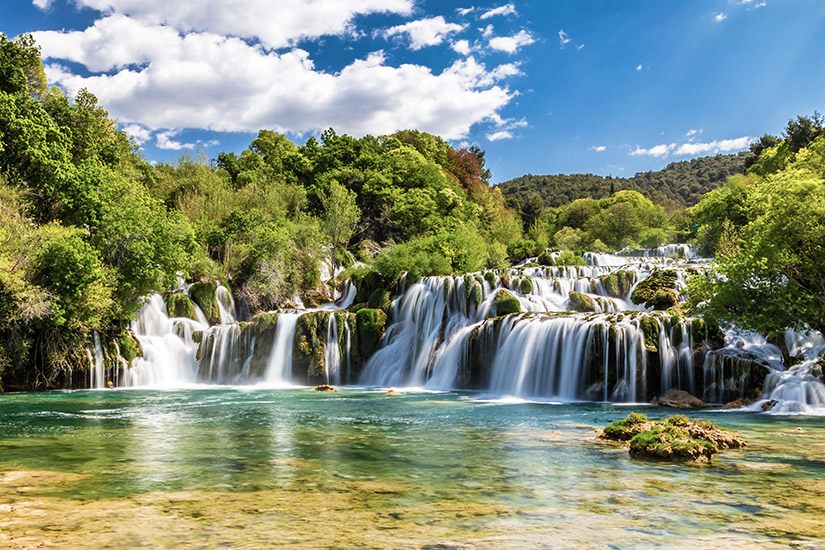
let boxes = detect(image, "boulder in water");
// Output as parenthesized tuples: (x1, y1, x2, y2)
(722, 398, 749, 409)
(630, 270, 678, 310)
(568, 291, 596, 312)
(314, 384, 337, 392)
(383, 389, 403, 396)
(189, 282, 221, 325)
(600, 270, 636, 299)
(166, 292, 197, 321)
(653, 389, 707, 409)
(601, 413, 744, 463)
(494, 289, 521, 316)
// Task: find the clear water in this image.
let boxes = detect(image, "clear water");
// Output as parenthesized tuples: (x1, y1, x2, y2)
(1, 388, 824, 548)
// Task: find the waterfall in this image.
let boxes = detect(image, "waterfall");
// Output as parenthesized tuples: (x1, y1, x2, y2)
(325, 314, 341, 385)
(264, 313, 299, 385)
(762, 331, 825, 413)
(87, 331, 106, 389)
(125, 294, 204, 387)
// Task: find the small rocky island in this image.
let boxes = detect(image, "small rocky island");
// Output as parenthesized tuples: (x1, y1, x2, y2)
(599, 413, 745, 462)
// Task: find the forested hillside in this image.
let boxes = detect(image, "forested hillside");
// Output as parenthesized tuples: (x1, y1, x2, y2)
(499, 152, 748, 227)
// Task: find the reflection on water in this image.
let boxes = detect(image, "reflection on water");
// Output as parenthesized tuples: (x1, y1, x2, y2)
(1, 388, 824, 548)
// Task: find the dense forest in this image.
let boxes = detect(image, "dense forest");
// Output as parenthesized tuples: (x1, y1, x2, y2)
(1, 33, 823, 389)
(498, 152, 748, 227)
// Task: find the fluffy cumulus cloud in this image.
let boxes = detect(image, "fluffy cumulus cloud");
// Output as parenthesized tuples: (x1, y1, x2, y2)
(383, 16, 465, 50)
(630, 136, 751, 158)
(590, 145, 606, 152)
(61, 0, 415, 49)
(488, 30, 534, 53)
(714, 12, 727, 22)
(31, 1, 531, 142)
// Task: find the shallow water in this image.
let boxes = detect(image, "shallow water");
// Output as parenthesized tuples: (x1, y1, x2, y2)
(1, 388, 824, 549)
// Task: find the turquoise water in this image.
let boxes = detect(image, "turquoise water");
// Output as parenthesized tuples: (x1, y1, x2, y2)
(1, 388, 824, 548)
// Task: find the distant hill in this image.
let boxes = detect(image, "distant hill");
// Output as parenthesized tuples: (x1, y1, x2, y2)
(498, 152, 748, 213)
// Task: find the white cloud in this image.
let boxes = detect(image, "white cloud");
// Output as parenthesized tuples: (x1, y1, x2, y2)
(481, 24, 495, 38)
(451, 39, 473, 55)
(636, 64, 643, 71)
(558, 29, 571, 49)
(65, 0, 414, 49)
(576, 44, 584, 51)
(383, 16, 465, 50)
(37, 17, 516, 141)
(156, 130, 195, 150)
(32, 0, 53, 10)
(456, 7, 475, 16)
(121, 123, 152, 144)
(685, 129, 701, 137)
(739, 0, 766, 6)
(486, 130, 513, 141)
(714, 12, 727, 22)
(480, 3, 516, 20)
(630, 136, 751, 158)
(590, 145, 606, 152)
(488, 30, 535, 54)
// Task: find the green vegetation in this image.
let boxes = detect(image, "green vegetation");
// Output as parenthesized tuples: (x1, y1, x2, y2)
(601, 413, 744, 462)
(631, 270, 678, 310)
(689, 113, 825, 364)
(494, 289, 521, 316)
(166, 293, 197, 321)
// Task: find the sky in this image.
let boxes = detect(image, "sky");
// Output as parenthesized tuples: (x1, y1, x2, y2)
(2, 0, 824, 183)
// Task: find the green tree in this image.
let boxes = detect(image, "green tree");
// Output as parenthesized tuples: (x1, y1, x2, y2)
(319, 180, 361, 272)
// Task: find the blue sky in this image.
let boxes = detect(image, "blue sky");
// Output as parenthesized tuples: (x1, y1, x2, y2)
(3, 0, 824, 183)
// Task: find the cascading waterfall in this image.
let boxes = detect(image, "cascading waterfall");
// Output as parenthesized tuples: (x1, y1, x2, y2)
(79, 246, 825, 415)
(264, 313, 299, 385)
(325, 314, 341, 385)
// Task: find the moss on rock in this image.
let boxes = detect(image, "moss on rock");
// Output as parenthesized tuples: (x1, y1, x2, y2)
(520, 278, 533, 294)
(367, 288, 392, 313)
(639, 315, 661, 352)
(189, 282, 220, 325)
(568, 291, 596, 312)
(600, 270, 636, 298)
(469, 282, 483, 308)
(483, 271, 497, 286)
(166, 292, 197, 321)
(355, 308, 387, 363)
(601, 413, 744, 463)
(118, 330, 142, 363)
(630, 270, 678, 310)
(494, 289, 521, 316)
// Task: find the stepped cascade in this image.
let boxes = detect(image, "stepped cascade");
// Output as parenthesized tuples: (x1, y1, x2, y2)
(79, 247, 825, 413)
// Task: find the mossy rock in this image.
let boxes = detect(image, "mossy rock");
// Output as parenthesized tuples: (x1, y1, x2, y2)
(520, 278, 533, 294)
(368, 288, 392, 313)
(537, 251, 555, 266)
(601, 413, 744, 463)
(639, 315, 661, 353)
(355, 308, 387, 362)
(189, 282, 220, 325)
(630, 270, 678, 310)
(494, 289, 521, 316)
(469, 282, 483, 308)
(483, 271, 497, 286)
(166, 292, 197, 321)
(353, 269, 385, 303)
(568, 291, 596, 313)
(600, 270, 635, 298)
(118, 330, 142, 363)
(293, 312, 329, 379)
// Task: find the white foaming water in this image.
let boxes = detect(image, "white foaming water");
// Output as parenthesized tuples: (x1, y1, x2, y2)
(761, 331, 825, 414)
(264, 313, 299, 385)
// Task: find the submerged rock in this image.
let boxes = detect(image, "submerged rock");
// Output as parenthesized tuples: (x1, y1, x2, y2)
(600, 413, 744, 463)
(314, 384, 337, 392)
(653, 389, 707, 409)
(383, 389, 403, 396)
